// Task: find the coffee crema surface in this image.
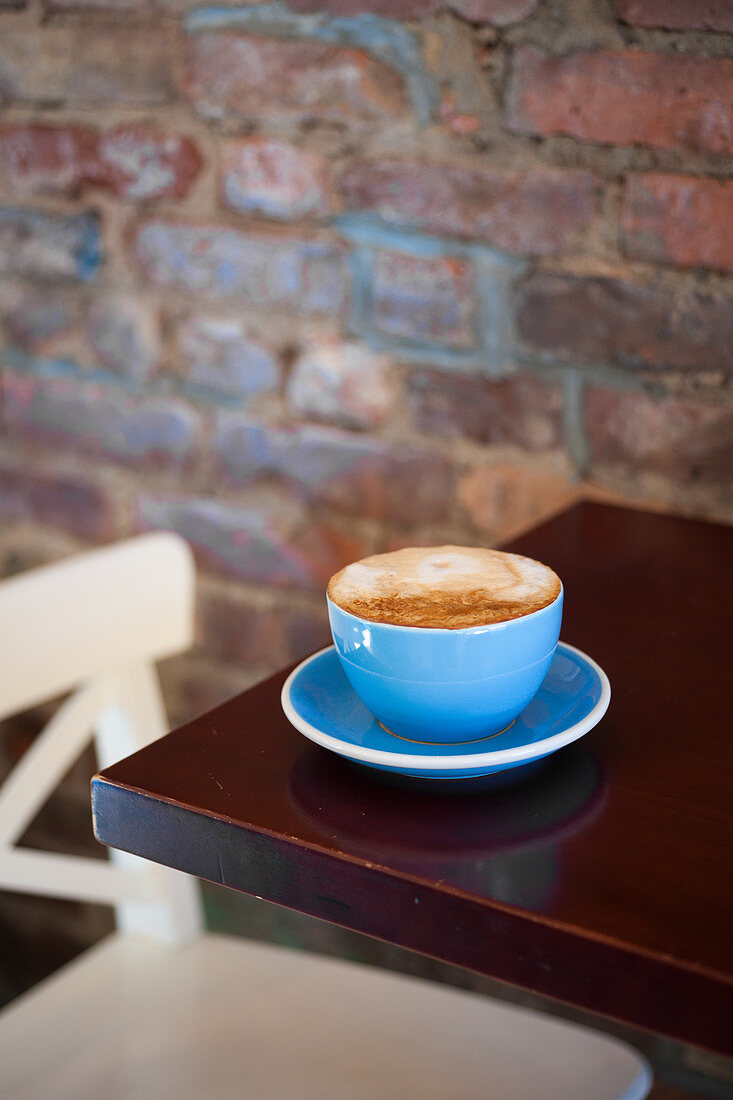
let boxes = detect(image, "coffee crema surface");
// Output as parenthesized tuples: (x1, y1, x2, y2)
(327, 546, 562, 629)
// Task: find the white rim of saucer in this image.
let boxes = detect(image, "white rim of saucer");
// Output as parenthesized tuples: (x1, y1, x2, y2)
(280, 641, 611, 771)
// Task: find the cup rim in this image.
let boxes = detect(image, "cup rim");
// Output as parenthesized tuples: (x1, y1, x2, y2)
(326, 584, 563, 636)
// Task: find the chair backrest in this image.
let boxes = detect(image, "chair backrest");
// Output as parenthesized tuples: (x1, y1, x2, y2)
(0, 533, 202, 945)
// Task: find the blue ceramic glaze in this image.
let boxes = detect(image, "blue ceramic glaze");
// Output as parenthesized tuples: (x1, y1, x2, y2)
(327, 588, 563, 742)
(281, 642, 610, 780)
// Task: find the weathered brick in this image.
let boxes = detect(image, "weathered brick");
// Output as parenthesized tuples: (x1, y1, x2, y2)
(372, 251, 476, 349)
(515, 274, 733, 374)
(96, 126, 202, 202)
(1, 287, 77, 353)
(284, 0, 537, 21)
(214, 418, 454, 526)
(280, 604, 332, 662)
(622, 174, 733, 273)
(615, 0, 733, 32)
(184, 32, 408, 124)
(138, 493, 364, 590)
(0, 124, 202, 203)
(46, 0, 151, 9)
(86, 296, 160, 381)
(199, 593, 290, 668)
(135, 221, 348, 314)
(507, 47, 733, 156)
(0, 126, 93, 196)
(586, 388, 733, 485)
(0, 26, 177, 107)
(0, 208, 101, 282)
(199, 593, 330, 667)
(407, 370, 564, 450)
(287, 338, 395, 430)
(451, 0, 538, 21)
(458, 462, 577, 538)
(0, 461, 115, 541)
(439, 100, 482, 137)
(176, 315, 280, 401)
(340, 161, 599, 257)
(284, 0, 433, 14)
(2, 367, 200, 470)
(221, 139, 331, 221)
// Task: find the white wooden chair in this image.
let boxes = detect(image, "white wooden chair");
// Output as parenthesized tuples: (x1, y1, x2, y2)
(0, 533, 652, 1099)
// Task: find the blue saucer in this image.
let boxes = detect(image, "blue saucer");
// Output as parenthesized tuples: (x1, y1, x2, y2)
(281, 642, 610, 780)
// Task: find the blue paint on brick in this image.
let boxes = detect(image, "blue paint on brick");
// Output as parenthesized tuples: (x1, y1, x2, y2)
(334, 214, 525, 270)
(137, 221, 348, 314)
(75, 212, 103, 281)
(334, 215, 527, 373)
(0, 207, 102, 281)
(2, 349, 76, 379)
(185, 4, 438, 125)
(1, 348, 146, 394)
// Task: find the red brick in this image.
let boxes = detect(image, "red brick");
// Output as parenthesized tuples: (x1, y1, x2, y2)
(95, 125, 202, 201)
(586, 389, 733, 485)
(0, 461, 115, 541)
(615, 0, 733, 32)
(184, 32, 408, 124)
(622, 174, 733, 273)
(0, 124, 201, 202)
(458, 462, 577, 539)
(407, 370, 564, 450)
(340, 160, 599, 257)
(0, 126, 95, 196)
(507, 47, 733, 156)
(515, 273, 733, 374)
(214, 419, 454, 526)
(372, 251, 476, 349)
(138, 493, 365, 590)
(287, 337, 396, 430)
(135, 221, 348, 314)
(221, 139, 331, 221)
(2, 369, 201, 471)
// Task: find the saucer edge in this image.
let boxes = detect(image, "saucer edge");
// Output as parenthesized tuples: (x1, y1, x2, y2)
(281, 642, 610, 772)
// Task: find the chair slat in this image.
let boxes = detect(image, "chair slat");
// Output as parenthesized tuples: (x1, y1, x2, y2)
(0, 849, 158, 906)
(0, 533, 201, 943)
(0, 679, 111, 847)
(0, 533, 194, 720)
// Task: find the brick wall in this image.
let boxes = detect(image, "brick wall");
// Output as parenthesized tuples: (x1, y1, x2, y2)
(0, 0, 731, 1013)
(2, 0, 731, 724)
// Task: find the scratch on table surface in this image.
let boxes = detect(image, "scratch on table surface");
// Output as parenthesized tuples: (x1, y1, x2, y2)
(208, 770, 224, 791)
(217, 848, 226, 887)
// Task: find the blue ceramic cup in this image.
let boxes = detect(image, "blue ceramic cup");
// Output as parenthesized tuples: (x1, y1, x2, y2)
(327, 588, 563, 743)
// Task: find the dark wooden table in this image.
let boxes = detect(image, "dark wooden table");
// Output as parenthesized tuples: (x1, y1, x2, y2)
(93, 502, 733, 1059)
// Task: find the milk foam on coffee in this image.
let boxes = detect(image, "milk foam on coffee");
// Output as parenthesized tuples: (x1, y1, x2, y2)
(328, 546, 561, 629)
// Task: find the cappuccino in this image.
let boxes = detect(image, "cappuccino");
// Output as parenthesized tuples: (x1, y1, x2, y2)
(327, 545, 561, 630)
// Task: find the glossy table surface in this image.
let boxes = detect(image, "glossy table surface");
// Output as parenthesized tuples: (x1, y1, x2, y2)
(93, 503, 733, 1057)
